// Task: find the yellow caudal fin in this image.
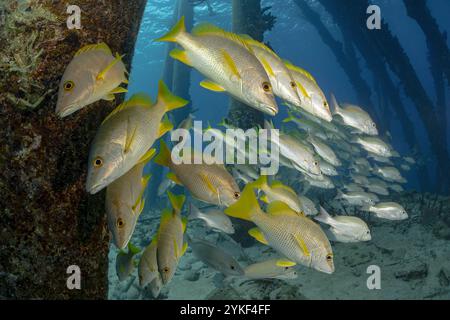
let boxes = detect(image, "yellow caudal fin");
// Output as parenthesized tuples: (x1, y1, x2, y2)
(157, 80, 189, 112)
(170, 48, 193, 66)
(154, 140, 171, 167)
(167, 191, 186, 214)
(156, 16, 186, 43)
(251, 175, 269, 190)
(224, 184, 260, 221)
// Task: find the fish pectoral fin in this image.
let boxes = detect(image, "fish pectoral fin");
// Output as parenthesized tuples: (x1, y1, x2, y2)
(220, 49, 241, 80)
(110, 86, 128, 94)
(260, 56, 275, 77)
(199, 173, 218, 196)
(124, 124, 137, 154)
(122, 78, 129, 84)
(173, 239, 179, 259)
(97, 53, 125, 81)
(276, 259, 297, 267)
(102, 94, 115, 101)
(293, 233, 310, 257)
(200, 80, 226, 92)
(181, 242, 188, 256)
(138, 148, 156, 164)
(248, 227, 269, 245)
(167, 172, 183, 186)
(158, 114, 174, 138)
(170, 48, 193, 67)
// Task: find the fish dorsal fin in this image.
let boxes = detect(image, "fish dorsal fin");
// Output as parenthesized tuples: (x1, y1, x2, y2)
(241, 37, 277, 57)
(284, 60, 317, 84)
(270, 181, 296, 194)
(75, 43, 112, 56)
(267, 201, 296, 216)
(220, 49, 241, 79)
(167, 191, 186, 214)
(248, 227, 269, 245)
(102, 93, 153, 125)
(192, 23, 254, 53)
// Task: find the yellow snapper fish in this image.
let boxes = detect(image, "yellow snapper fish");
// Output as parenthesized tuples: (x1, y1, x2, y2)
(238, 35, 302, 107)
(224, 185, 334, 274)
(284, 60, 332, 122)
(56, 43, 128, 118)
(156, 17, 278, 115)
(330, 94, 378, 135)
(138, 236, 159, 288)
(243, 258, 298, 280)
(106, 151, 154, 249)
(86, 81, 188, 194)
(314, 206, 371, 243)
(157, 192, 188, 285)
(116, 242, 140, 282)
(250, 175, 302, 214)
(154, 140, 241, 207)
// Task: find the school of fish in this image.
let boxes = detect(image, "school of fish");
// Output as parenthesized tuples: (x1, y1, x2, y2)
(55, 18, 414, 298)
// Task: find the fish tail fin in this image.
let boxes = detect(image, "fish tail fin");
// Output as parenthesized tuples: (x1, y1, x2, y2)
(155, 16, 186, 43)
(334, 189, 344, 200)
(251, 175, 269, 190)
(224, 184, 260, 221)
(314, 206, 333, 225)
(127, 242, 141, 255)
(154, 140, 171, 167)
(167, 191, 186, 214)
(157, 80, 189, 112)
(188, 203, 201, 220)
(329, 93, 341, 116)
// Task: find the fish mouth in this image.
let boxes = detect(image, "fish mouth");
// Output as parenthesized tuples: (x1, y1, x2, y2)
(259, 102, 278, 116)
(86, 181, 107, 195)
(56, 103, 80, 118)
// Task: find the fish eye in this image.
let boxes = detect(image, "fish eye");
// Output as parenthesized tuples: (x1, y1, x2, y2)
(290, 81, 297, 88)
(64, 80, 75, 91)
(230, 265, 235, 270)
(314, 161, 318, 166)
(262, 82, 272, 92)
(93, 157, 103, 168)
(163, 267, 170, 273)
(323, 101, 328, 108)
(233, 192, 240, 199)
(372, 123, 376, 128)
(116, 218, 124, 228)
(326, 254, 333, 262)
